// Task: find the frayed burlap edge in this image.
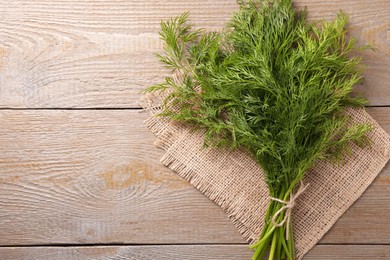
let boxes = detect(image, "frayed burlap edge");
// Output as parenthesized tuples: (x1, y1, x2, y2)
(140, 93, 390, 259)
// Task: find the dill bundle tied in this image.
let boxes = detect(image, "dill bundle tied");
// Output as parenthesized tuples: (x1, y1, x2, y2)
(145, 0, 371, 259)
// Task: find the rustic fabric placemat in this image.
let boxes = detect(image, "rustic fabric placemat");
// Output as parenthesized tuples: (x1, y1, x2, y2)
(140, 92, 390, 259)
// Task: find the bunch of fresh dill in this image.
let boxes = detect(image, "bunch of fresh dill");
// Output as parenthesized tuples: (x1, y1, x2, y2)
(145, 0, 371, 259)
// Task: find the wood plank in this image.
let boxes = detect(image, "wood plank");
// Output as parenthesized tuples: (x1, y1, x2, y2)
(306, 245, 390, 259)
(0, 109, 244, 245)
(0, 0, 238, 109)
(0, 245, 390, 259)
(0, 0, 389, 108)
(0, 108, 389, 245)
(0, 246, 253, 260)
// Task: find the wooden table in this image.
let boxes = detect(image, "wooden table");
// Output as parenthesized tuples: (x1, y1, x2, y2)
(0, 1, 389, 259)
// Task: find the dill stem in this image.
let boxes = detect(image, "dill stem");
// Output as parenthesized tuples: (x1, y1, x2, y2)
(275, 228, 282, 260)
(288, 218, 295, 260)
(250, 225, 275, 249)
(268, 230, 278, 260)
(281, 229, 292, 259)
(251, 233, 270, 260)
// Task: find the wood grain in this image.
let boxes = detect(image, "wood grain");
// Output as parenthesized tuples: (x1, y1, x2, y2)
(0, 0, 238, 108)
(0, 245, 389, 260)
(0, 109, 245, 245)
(305, 245, 390, 259)
(0, 0, 389, 108)
(0, 108, 389, 246)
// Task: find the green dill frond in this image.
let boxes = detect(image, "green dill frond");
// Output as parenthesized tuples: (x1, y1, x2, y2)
(148, 0, 372, 193)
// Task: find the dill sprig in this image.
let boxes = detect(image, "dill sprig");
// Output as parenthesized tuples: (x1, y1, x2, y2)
(145, 0, 372, 259)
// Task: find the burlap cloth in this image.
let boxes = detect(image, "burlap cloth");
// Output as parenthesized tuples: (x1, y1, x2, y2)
(140, 92, 390, 259)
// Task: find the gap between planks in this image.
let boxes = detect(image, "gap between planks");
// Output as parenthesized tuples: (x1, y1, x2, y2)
(0, 104, 389, 110)
(0, 242, 389, 248)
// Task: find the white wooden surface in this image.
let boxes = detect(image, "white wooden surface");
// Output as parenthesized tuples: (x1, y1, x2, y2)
(0, 0, 389, 259)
